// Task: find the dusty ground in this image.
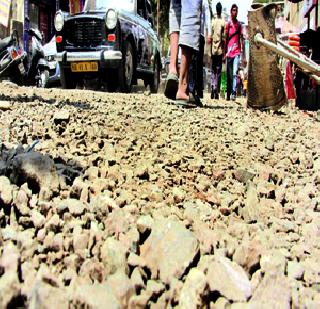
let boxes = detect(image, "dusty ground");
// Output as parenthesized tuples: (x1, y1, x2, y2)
(0, 82, 319, 308)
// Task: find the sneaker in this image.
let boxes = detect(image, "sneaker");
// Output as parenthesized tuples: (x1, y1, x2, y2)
(214, 92, 219, 100)
(231, 94, 236, 101)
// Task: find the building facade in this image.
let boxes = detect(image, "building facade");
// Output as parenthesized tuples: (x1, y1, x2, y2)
(284, 0, 319, 31)
(0, 0, 85, 50)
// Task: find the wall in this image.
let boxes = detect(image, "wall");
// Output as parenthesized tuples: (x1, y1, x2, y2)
(284, 0, 308, 31)
(284, 0, 320, 31)
(0, 0, 24, 38)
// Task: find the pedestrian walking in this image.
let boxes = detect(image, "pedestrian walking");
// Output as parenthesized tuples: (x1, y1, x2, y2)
(224, 4, 246, 101)
(209, 2, 224, 100)
(189, 0, 212, 100)
(164, 0, 203, 107)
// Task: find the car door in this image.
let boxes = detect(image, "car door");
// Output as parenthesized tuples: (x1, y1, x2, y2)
(136, 0, 151, 70)
(144, 0, 157, 71)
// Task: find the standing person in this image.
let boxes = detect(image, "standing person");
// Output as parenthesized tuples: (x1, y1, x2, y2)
(164, 0, 203, 107)
(224, 4, 246, 101)
(209, 1, 224, 100)
(189, 0, 212, 100)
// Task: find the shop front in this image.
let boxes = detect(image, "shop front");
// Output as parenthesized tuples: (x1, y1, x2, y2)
(303, 0, 318, 29)
(23, 0, 85, 52)
(23, 0, 56, 53)
(69, 0, 85, 14)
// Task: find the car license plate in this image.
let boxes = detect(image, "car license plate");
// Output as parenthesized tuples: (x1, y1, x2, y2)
(71, 62, 98, 72)
(18, 62, 25, 74)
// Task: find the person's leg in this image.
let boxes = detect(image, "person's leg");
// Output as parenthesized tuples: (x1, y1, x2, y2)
(164, 0, 181, 100)
(211, 55, 218, 98)
(226, 57, 234, 100)
(176, 46, 193, 101)
(216, 54, 223, 98)
(232, 55, 240, 100)
(168, 0, 181, 75)
(169, 32, 179, 76)
(188, 52, 196, 94)
(177, 0, 201, 103)
(196, 35, 205, 98)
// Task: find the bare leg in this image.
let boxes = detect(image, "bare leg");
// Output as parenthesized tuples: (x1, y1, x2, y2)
(176, 45, 192, 100)
(169, 31, 179, 76)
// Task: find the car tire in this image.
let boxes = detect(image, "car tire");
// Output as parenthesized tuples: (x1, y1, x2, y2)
(148, 59, 160, 93)
(118, 40, 134, 93)
(37, 69, 49, 88)
(103, 69, 118, 92)
(10, 64, 24, 86)
(60, 67, 77, 89)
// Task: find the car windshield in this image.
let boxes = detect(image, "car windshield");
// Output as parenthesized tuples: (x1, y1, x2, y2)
(83, 0, 134, 12)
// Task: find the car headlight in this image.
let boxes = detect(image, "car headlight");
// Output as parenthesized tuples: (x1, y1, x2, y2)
(105, 9, 117, 29)
(54, 11, 64, 31)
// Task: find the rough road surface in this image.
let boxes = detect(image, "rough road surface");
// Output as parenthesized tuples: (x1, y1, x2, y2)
(0, 82, 319, 308)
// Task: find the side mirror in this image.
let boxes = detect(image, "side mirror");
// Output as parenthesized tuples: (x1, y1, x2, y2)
(148, 16, 154, 27)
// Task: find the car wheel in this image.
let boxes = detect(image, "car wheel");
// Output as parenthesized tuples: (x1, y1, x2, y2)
(104, 69, 118, 92)
(37, 69, 49, 88)
(149, 60, 160, 93)
(60, 67, 77, 89)
(118, 41, 134, 93)
(10, 64, 24, 86)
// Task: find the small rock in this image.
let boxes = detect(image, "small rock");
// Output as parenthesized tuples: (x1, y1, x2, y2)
(146, 280, 165, 296)
(130, 267, 145, 291)
(233, 169, 255, 183)
(53, 110, 70, 124)
(0, 272, 21, 308)
(106, 270, 135, 308)
(140, 219, 199, 284)
(260, 250, 286, 275)
(100, 237, 128, 275)
(0, 101, 11, 110)
(249, 274, 292, 308)
(207, 255, 252, 302)
(137, 215, 154, 234)
(179, 268, 207, 308)
(0, 176, 13, 205)
(58, 198, 85, 216)
(71, 281, 120, 308)
(241, 184, 260, 223)
(128, 253, 145, 267)
(31, 210, 46, 229)
(287, 261, 304, 280)
(265, 135, 275, 151)
(172, 187, 186, 203)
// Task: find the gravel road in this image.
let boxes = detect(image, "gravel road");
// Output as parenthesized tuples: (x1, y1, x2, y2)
(0, 82, 319, 308)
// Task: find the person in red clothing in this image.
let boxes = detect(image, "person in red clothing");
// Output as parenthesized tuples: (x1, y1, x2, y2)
(224, 4, 246, 101)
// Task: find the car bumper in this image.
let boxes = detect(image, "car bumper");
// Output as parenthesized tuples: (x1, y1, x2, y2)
(56, 50, 122, 62)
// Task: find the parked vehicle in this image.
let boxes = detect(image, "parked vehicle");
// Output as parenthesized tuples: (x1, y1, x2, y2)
(43, 36, 60, 87)
(55, 0, 162, 92)
(0, 29, 26, 85)
(24, 28, 50, 88)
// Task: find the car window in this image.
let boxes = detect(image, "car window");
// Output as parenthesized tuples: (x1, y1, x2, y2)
(83, 0, 134, 12)
(146, 0, 152, 16)
(137, 0, 147, 20)
(145, 0, 154, 26)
